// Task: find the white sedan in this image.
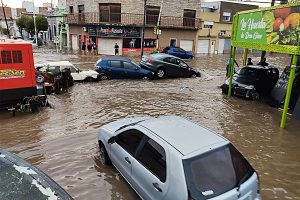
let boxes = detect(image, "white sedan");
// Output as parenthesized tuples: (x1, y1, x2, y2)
(39, 61, 99, 82)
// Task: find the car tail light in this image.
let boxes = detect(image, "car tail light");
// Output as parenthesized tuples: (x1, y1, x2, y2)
(146, 58, 154, 62)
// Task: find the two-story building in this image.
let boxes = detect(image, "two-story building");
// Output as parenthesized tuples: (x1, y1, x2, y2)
(64, 0, 201, 55)
(197, 1, 258, 54)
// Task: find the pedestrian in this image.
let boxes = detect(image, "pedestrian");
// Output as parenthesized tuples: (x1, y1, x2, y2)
(81, 41, 86, 54)
(247, 58, 253, 65)
(114, 43, 119, 55)
(93, 42, 97, 55)
(226, 58, 239, 78)
(87, 42, 92, 56)
(257, 57, 269, 66)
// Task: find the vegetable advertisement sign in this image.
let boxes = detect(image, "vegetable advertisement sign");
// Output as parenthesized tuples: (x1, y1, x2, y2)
(233, 3, 300, 54)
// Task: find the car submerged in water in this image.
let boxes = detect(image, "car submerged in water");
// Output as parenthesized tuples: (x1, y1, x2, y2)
(97, 116, 261, 200)
(221, 65, 279, 100)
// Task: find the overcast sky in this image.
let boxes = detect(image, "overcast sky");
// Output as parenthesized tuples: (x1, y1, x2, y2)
(2, 0, 58, 8)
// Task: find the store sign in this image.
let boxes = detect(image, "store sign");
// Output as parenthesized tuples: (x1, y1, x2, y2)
(88, 27, 97, 36)
(235, 5, 300, 46)
(0, 69, 25, 79)
(123, 27, 141, 38)
(98, 26, 123, 37)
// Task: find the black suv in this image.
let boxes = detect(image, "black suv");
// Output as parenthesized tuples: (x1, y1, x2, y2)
(221, 65, 279, 100)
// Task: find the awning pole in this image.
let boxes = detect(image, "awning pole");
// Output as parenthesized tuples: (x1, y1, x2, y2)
(228, 46, 236, 97)
(280, 54, 298, 128)
(242, 48, 248, 66)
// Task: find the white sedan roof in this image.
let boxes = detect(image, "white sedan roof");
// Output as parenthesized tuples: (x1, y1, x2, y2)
(138, 116, 226, 155)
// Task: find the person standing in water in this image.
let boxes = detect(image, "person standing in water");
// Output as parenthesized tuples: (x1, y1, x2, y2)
(114, 43, 119, 55)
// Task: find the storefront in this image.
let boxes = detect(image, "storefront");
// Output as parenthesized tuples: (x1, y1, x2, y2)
(86, 25, 156, 55)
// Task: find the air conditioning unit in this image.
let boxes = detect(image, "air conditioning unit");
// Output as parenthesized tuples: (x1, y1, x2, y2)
(82, 27, 87, 32)
(219, 31, 226, 36)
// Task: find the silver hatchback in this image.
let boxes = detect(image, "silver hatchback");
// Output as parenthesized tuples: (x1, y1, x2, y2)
(97, 116, 261, 200)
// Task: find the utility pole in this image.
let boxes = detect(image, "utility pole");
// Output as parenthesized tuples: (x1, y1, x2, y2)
(141, 0, 147, 58)
(33, 0, 38, 46)
(156, 0, 164, 50)
(1, 0, 10, 38)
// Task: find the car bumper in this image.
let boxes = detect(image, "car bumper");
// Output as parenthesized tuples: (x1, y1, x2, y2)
(221, 84, 259, 99)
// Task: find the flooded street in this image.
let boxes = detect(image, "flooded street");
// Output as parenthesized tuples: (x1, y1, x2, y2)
(1, 50, 300, 200)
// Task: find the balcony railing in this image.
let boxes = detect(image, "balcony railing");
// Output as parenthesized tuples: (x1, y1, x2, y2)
(65, 13, 200, 29)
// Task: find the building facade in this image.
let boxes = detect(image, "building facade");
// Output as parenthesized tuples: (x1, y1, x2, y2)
(197, 1, 258, 54)
(64, 0, 201, 55)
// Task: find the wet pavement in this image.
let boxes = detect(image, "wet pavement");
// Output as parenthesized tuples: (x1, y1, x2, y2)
(0, 49, 300, 200)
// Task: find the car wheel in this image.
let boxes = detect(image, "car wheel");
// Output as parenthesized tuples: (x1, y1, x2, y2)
(250, 91, 260, 100)
(142, 76, 150, 80)
(100, 74, 109, 80)
(156, 68, 166, 79)
(191, 73, 197, 78)
(98, 141, 111, 165)
(85, 77, 94, 82)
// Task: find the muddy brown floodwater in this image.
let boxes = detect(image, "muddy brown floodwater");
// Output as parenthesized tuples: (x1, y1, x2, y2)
(1, 49, 300, 200)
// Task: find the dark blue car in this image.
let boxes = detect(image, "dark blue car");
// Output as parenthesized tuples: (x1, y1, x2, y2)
(162, 47, 193, 59)
(95, 56, 155, 80)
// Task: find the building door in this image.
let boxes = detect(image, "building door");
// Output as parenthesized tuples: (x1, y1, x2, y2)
(169, 39, 176, 47)
(98, 38, 123, 55)
(210, 40, 216, 54)
(224, 39, 231, 53)
(218, 39, 225, 54)
(180, 40, 193, 51)
(71, 34, 79, 50)
(197, 39, 209, 54)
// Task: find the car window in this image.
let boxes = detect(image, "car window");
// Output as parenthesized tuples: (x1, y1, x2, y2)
(178, 48, 185, 53)
(47, 66, 60, 74)
(177, 60, 188, 68)
(109, 60, 122, 68)
(123, 61, 138, 70)
(137, 138, 166, 182)
(183, 144, 254, 199)
(117, 129, 144, 155)
(164, 57, 177, 65)
(68, 66, 77, 73)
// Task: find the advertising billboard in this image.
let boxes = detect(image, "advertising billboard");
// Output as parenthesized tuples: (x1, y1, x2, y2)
(233, 3, 300, 54)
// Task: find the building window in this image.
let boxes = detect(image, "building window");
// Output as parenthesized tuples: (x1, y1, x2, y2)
(183, 9, 196, 27)
(203, 21, 213, 29)
(78, 5, 85, 22)
(69, 6, 73, 14)
(146, 6, 160, 25)
(99, 3, 121, 23)
(222, 12, 231, 22)
(78, 5, 84, 13)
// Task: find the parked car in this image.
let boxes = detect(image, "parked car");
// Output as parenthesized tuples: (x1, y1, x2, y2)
(40, 61, 99, 82)
(140, 53, 200, 78)
(97, 116, 261, 200)
(95, 56, 155, 80)
(28, 37, 43, 46)
(221, 65, 279, 100)
(36, 64, 74, 94)
(162, 47, 193, 59)
(0, 150, 73, 200)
